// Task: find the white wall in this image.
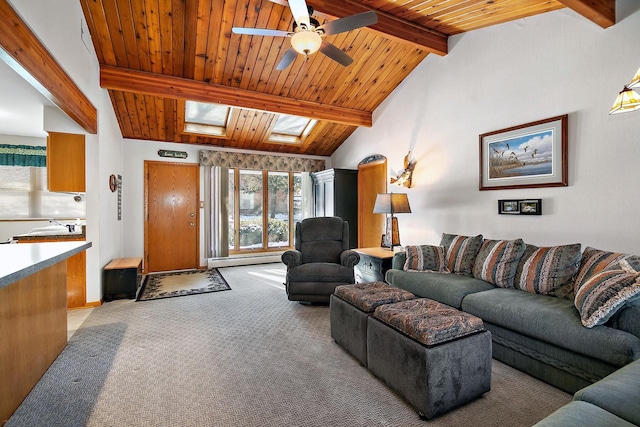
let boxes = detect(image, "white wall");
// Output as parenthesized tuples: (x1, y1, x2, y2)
(332, 2, 640, 255)
(10, 0, 125, 303)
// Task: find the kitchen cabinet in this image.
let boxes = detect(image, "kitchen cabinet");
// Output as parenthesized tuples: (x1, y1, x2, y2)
(47, 132, 85, 192)
(0, 241, 91, 423)
(15, 232, 87, 308)
(311, 168, 358, 248)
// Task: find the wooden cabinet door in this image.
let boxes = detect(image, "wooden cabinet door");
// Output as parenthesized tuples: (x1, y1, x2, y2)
(358, 158, 387, 248)
(47, 132, 85, 192)
(145, 161, 199, 273)
(16, 237, 86, 308)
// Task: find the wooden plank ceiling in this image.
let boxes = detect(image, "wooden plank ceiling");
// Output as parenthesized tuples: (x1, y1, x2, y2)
(81, 0, 614, 156)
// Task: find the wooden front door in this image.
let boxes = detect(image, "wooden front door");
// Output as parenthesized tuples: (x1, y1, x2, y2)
(144, 161, 199, 273)
(358, 157, 387, 248)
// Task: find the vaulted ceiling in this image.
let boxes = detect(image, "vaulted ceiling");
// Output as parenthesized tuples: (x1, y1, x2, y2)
(80, 0, 615, 156)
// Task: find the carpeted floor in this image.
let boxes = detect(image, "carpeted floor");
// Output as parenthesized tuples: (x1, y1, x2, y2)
(137, 268, 231, 301)
(6, 263, 571, 427)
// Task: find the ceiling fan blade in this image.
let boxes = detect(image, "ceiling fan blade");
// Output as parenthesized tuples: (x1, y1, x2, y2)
(267, 0, 332, 20)
(276, 47, 299, 71)
(319, 40, 353, 67)
(232, 27, 291, 37)
(288, 0, 310, 27)
(317, 11, 378, 36)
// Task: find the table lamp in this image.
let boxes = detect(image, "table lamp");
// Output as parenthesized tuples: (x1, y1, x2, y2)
(373, 192, 411, 251)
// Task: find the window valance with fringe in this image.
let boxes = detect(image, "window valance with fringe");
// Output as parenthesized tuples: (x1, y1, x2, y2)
(0, 144, 47, 167)
(199, 150, 325, 173)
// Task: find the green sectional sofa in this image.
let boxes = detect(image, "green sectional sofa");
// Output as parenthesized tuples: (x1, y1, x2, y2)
(535, 357, 640, 426)
(385, 234, 640, 394)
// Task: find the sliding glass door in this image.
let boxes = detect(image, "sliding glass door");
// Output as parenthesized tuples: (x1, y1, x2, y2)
(227, 169, 302, 254)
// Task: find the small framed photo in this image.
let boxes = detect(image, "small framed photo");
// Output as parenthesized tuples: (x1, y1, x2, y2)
(498, 200, 520, 214)
(499, 199, 542, 215)
(519, 199, 542, 215)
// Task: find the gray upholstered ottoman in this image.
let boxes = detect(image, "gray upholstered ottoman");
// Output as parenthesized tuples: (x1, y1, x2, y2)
(367, 298, 492, 420)
(330, 282, 415, 366)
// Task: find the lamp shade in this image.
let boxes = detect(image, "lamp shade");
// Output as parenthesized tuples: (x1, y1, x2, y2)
(629, 67, 640, 89)
(373, 193, 412, 214)
(609, 86, 640, 114)
(291, 31, 322, 55)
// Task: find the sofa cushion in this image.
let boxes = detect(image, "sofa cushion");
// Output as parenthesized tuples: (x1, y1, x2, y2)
(461, 288, 640, 366)
(574, 263, 640, 328)
(573, 247, 640, 292)
(403, 245, 447, 272)
(385, 269, 495, 309)
(573, 358, 640, 426)
(472, 238, 526, 288)
(514, 243, 582, 296)
(533, 401, 635, 427)
(440, 233, 483, 277)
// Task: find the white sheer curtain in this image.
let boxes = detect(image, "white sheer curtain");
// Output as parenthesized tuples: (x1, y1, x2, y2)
(205, 166, 229, 258)
(301, 172, 314, 220)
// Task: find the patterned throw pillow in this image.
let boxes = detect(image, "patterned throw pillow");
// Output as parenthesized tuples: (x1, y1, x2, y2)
(573, 247, 640, 293)
(514, 243, 582, 296)
(440, 233, 484, 277)
(574, 261, 640, 328)
(472, 239, 526, 288)
(403, 245, 448, 272)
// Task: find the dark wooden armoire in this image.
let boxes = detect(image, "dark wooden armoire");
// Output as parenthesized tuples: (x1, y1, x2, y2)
(311, 168, 358, 249)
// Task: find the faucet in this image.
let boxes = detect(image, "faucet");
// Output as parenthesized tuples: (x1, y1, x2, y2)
(49, 219, 75, 233)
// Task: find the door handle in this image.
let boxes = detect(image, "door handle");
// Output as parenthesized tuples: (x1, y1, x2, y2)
(189, 222, 195, 226)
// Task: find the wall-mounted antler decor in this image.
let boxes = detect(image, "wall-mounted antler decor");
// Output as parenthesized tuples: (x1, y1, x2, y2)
(390, 151, 416, 188)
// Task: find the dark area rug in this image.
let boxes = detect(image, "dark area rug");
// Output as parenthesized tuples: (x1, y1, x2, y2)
(137, 269, 231, 301)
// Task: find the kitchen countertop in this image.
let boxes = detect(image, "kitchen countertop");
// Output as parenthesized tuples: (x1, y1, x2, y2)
(0, 241, 92, 289)
(13, 225, 86, 241)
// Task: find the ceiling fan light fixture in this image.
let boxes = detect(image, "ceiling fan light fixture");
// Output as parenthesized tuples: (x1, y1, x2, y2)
(291, 31, 322, 55)
(609, 86, 640, 115)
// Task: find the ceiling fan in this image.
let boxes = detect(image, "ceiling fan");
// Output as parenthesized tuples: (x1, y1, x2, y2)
(232, 0, 377, 71)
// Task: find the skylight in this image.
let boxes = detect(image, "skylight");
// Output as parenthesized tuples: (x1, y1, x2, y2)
(268, 114, 317, 144)
(183, 101, 231, 137)
(182, 101, 316, 144)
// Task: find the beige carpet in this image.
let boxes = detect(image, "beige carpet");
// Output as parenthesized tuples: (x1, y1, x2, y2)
(7, 263, 571, 427)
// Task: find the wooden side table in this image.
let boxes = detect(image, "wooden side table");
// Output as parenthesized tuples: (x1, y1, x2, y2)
(103, 257, 142, 301)
(354, 247, 397, 283)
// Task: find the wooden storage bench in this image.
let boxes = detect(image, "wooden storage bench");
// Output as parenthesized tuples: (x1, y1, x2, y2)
(103, 257, 142, 301)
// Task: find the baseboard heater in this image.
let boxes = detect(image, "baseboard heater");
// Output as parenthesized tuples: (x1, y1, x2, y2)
(208, 253, 283, 268)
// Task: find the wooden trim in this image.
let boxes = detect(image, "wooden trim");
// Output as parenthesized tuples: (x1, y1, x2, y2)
(557, 0, 615, 28)
(71, 300, 102, 309)
(0, 0, 98, 133)
(100, 65, 373, 128)
(306, 0, 448, 55)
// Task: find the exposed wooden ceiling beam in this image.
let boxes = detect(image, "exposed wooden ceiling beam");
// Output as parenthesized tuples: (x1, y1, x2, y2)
(0, 0, 97, 134)
(306, 0, 448, 55)
(100, 66, 373, 127)
(557, 0, 615, 28)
